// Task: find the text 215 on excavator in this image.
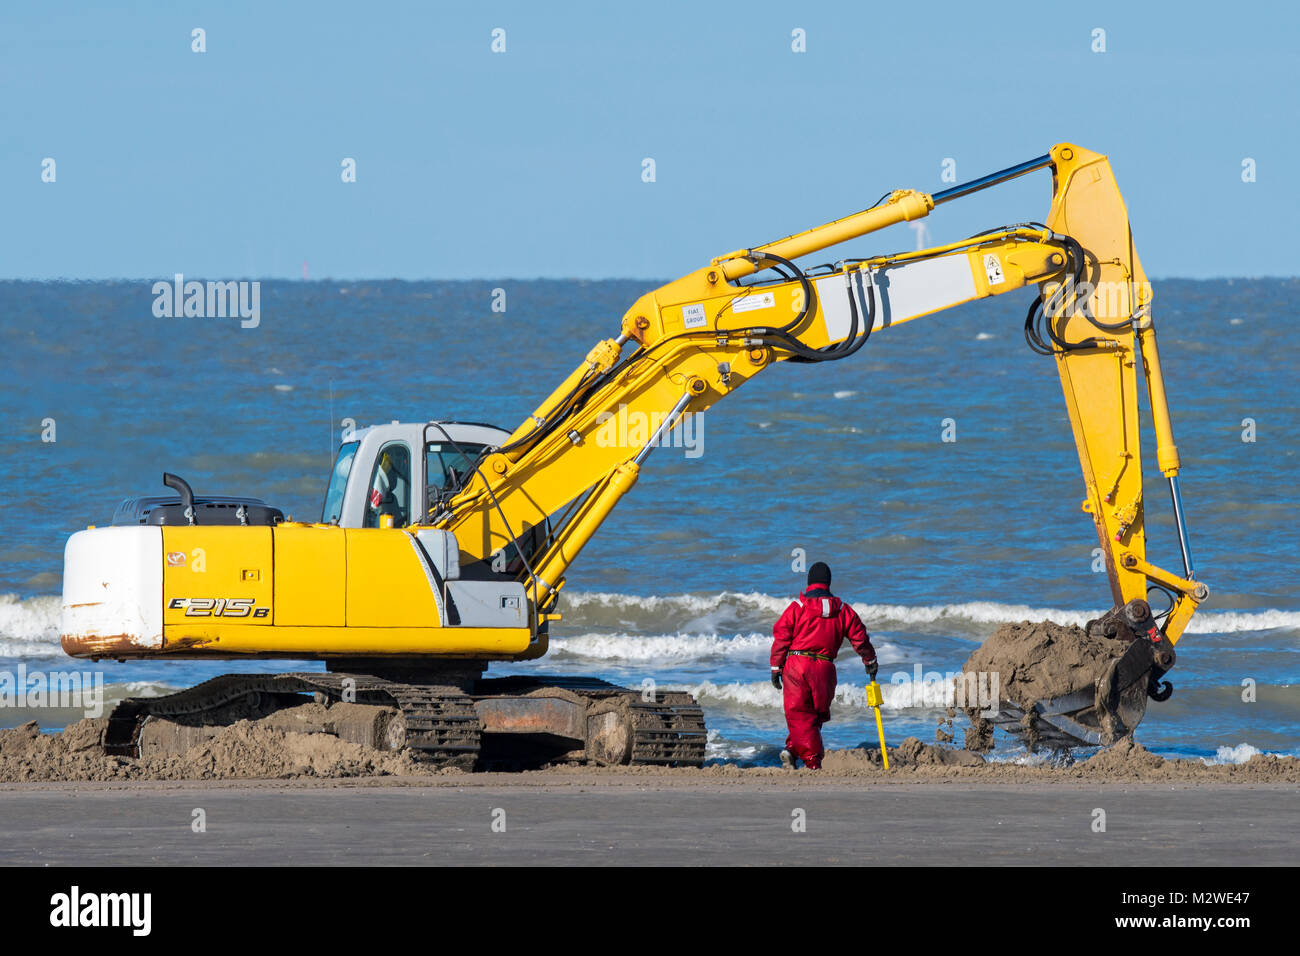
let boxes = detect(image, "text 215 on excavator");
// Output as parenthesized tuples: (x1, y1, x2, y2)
(61, 143, 1209, 767)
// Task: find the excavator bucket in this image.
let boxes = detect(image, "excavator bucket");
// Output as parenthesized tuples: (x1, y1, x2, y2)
(975, 673, 1150, 750)
(963, 601, 1175, 752)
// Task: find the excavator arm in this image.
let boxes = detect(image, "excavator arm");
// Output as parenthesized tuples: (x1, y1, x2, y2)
(432, 143, 1208, 655)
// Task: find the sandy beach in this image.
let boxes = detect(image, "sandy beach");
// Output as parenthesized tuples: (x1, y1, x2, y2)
(2, 717, 1295, 866)
(1, 771, 1293, 866)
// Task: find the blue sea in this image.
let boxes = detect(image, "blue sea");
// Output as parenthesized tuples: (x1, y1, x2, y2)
(1, 277, 1296, 764)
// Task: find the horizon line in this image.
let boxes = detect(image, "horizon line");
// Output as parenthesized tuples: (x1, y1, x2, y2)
(2, 274, 1298, 284)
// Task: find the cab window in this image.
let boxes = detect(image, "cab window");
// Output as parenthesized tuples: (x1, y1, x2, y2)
(321, 441, 359, 524)
(425, 442, 487, 512)
(363, 441, 412, 528)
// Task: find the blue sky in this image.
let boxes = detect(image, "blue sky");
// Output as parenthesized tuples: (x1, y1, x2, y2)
(3, 1, 1295, 279)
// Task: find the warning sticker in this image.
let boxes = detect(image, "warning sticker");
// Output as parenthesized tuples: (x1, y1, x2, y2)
(732, 291, 776, 313)
(682, 303, 707, 329)
(983, 253, 1005, 286)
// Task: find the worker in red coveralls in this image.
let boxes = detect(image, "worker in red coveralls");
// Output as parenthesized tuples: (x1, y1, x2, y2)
(770, 561, 877, 770)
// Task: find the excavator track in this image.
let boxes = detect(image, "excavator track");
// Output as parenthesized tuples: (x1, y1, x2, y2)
(104, 672, 481, 769)
(629, 692, 708, 765)
(473, 676, 706, 767)
(103, 672, 705, 769)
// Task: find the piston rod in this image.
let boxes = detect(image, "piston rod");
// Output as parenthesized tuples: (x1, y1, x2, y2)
(1168, 475, 1196, 580)
(932, 154, 1054, 206)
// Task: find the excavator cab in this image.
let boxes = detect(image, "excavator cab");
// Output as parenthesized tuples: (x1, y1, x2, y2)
(321, 421, 510, 530)
(321, 421, 553, 578)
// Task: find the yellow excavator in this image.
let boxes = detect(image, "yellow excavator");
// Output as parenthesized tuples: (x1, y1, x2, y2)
(61, 143, 1208, 766)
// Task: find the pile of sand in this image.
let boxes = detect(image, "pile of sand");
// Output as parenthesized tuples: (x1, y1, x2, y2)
(2, 719, 1296, 783)
(823, 736, 987, 772)
(762, 736, 1299, 782)
(0, 718, 437, 783)
(959, 620, 1146, 750)
(3, 655, 1294, 785)
(964, 620, 1131, 708)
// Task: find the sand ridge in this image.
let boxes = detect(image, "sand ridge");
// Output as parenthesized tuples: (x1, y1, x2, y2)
(1, 620, 1284, 785)
(1, 719, 1294, 785)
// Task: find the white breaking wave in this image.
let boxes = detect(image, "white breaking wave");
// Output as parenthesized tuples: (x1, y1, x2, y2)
(1203, 742, 1260, 764)
(1179, 609, 1300, 634)
(854, 601, 1300, 636)
(3, 588, 1298, 667)
(0, 641, 62, 659)
(1196, 742, 1293, 765)
(106, 681, 176, 700)
(562, 589, 790, 617)
(858, 600, 1096, 630)
(550, 631, 905, 666)
(559, 590, 1300, 636)
(0, 593, 63, 657)
(704, 727, 771, 762)
(679, 678, 958, 712)
(551, 631, 771, 663)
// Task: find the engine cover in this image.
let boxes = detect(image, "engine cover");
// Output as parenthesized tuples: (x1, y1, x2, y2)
(112, 495, 284, 527)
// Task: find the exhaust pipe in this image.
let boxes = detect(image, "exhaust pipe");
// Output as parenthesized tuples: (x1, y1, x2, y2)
(162, 472, 197, 525)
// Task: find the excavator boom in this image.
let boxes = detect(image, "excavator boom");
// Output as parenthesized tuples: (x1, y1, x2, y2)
(438, 143, 1207, 650)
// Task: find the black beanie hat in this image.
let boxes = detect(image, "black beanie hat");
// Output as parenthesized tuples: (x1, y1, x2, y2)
(807, 562, 832, 587)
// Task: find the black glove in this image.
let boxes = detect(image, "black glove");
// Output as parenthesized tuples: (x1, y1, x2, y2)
(771, 668, 783, 690)
(864, 658, 878, 680)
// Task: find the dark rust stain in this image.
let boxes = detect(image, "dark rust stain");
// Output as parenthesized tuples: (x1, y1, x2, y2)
(61, 633, 154, 658)
(162, 634, 214, 651)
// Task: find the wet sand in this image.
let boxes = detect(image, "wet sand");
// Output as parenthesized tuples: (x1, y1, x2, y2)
(4, 713, 1295, 864)
(0, 773, 1293, 865)
(5, 716, 1297, 784)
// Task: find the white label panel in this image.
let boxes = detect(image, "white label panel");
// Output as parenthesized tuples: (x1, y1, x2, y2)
(682, 303, 707, 329)
(816, 253, 978, 343)
(984, 253, 1005, 286)
(732, 291, 776, 313)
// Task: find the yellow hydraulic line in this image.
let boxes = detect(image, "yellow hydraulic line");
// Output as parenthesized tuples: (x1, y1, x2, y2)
(866, 678, 889, 769)
(1136, 323, 1181, 477)
(714, 190, 934, 281)
(528, 386, 698, 604)
(528, 462, 640, 606)
(502, 337, 625, 457)
(1136, 320, 1199, 579)
(850, 227, 1052, 270)
(716, 151, 1057, 283)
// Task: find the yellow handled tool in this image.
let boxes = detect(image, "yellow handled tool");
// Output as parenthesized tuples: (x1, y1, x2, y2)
(866, 679, 889, 769)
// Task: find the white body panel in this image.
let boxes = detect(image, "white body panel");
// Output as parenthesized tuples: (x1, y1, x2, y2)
(816, 252, 978, 342)
(61, 527, 164, 652)
(446, 580, 528, 628)
(414, 528, 461, 580)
